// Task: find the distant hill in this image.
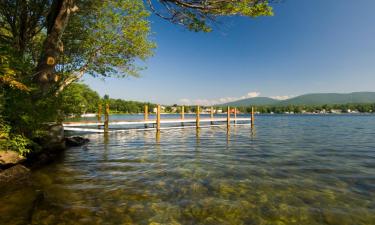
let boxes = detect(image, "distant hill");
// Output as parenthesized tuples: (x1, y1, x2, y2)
(219, 97, 280, 106)
(221, 92, 375, 106)
(281, 92, 375, 105)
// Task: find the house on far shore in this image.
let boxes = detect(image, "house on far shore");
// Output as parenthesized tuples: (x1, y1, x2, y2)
(330, 109, 342, 114)
(202, 107, 216, 114)
(153, 106, 166, 113)
(347, 109, 359, 113)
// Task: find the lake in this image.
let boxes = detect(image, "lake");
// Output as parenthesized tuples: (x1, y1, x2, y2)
(1, 114, 374, 224)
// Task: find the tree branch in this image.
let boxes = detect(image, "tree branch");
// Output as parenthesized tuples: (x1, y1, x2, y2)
(55, 63, 88, 96)
(55, 45, 104, 95)
(164, 0, 213, 10)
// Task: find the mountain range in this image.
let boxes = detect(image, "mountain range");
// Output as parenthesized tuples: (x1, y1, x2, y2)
(220, 92, 375, 106)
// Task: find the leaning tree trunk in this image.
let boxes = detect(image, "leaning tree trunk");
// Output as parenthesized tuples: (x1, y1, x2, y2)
(34, 0, 77, 93)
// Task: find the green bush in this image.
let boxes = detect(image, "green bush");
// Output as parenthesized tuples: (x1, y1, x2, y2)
(0, 118, 32, 156)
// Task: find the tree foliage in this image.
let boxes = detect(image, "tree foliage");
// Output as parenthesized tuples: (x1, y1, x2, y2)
(0, 118, 32, 155)
(1, 0, 156, 94)
(0, 0, 273, 97)
(0, 0, 273, 153)
(148, 0, 273, 32)
(59, 83, 156, 116)
(60, 83, 101, 116)
(0, 47, 30, 92)
(55, 0, 156, 93)
(107, 99, 156, 114)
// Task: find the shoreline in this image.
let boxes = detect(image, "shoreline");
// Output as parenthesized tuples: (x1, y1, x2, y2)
(0, 136, 89, 185)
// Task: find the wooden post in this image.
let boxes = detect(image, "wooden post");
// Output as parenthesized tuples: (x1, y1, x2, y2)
(227, 106, 230, 130)
(251, 106, 255, 127)
(97, 104, 102, 123)
(210, 106, 214, 125)
(144, 105, 148, 128)
(181, 105, 185, 126)
(156, 105, 161, 131)
(144, 105, 149, 121)
(196, 106, 200, 129)
(234, 108, 237, 125)
(98, 104, 102, 129)
(104, 103, 109, 133)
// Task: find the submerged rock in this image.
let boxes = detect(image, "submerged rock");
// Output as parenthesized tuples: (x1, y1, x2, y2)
(321, 209, 350, 225)
(0, 151, 31, 186)
(0, 164, 30, 184)
(65, 136, 89, 147)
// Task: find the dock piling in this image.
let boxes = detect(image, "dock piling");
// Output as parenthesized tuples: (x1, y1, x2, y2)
(98, 104, 102, 123)
(210, 106, 214, 125)
(196, 106, 200, 129)
(251, 106, 255, 128)
(144, 105, 149, 120)
(104, 103, 109, 133)
(144, 105, 148, 128)
(181, 105, 185, 126)
(156, 105, 161, 131)
(227, 106, 230, 130)
(234, 108, 237, 125)
(98, 104, 102, 129)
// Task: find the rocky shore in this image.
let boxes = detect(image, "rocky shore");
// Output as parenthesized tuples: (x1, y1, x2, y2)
(0, 151, 29, 184)
(0, 136, 89, 185)
(0, 128, 89, 224)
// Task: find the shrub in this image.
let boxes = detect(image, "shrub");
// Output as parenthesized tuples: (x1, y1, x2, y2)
(0, 118, 32, 156)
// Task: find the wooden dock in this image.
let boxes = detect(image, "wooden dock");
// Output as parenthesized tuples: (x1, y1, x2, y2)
(63, 104, 255, 133)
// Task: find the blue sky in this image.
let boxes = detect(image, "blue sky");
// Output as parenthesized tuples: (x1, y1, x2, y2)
(84, 0, 375, 105)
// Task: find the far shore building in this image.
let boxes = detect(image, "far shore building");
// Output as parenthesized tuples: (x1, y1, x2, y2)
(202, 107, 220, 114)
(330, 109, 342, 114)
(153, 106, 166, 113)
(347, 109, 359, 113)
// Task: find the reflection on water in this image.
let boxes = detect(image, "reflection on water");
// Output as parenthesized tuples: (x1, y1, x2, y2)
(1, 115, 375, 225)
(156, 130, 161, 144)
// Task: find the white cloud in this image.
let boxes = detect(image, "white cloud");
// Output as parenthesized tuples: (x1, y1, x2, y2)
(243, 92, 260, 99)
(270, 95, 293, 100)
(178, 91, 261, 106)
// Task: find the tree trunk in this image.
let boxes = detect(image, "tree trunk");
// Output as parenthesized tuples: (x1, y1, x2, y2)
(34, 0, 77, 93)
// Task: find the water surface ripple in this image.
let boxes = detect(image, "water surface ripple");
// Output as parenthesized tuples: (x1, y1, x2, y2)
(1, 115, 375, 224)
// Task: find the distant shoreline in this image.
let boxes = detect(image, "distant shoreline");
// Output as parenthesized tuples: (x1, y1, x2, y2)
(79, 112, 375, 117)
